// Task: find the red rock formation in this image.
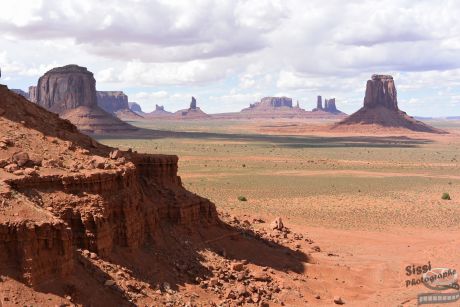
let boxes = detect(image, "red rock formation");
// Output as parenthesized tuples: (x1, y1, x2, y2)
(173, 97, 210, 119)
(246, 97, 293, 110)
(96, 91, 129, 113)
(0, 85, 217, 286)
(144, 104, 172, 119)
(335, 74, 444, 133)
(129, 102, 144, 114)
(28, 86, 37, 103)
(36, 65, 98, 113)
(363, 75, 398, 110)
(32, 65, 137, 134)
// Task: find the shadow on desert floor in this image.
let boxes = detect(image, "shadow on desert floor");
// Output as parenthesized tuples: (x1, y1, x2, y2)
(96, 128, 434, 149)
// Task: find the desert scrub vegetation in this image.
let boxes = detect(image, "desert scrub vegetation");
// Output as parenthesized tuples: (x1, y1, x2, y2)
(238, 196, 247, 201)
(442, 192, 451, 200)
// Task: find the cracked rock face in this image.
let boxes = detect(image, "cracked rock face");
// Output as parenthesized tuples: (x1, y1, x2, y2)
(363, 74, 398, 111)
(36, 64, 98, 114)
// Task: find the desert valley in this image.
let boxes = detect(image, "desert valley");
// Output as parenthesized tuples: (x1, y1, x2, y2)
(2, 1, 460, 307)
(1, 64, 460, 307)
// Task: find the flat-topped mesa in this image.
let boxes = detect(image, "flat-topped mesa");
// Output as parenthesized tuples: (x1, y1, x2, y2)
(364, 74, 398, 110)
(36, 64, 97, 114)
(260, 96, 293, 108)
(96, 91, 129, 113)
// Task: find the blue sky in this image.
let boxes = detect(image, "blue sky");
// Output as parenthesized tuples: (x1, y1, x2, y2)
(1, 0, 460, 116)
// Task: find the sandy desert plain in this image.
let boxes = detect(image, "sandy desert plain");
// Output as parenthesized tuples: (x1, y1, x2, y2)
(96, 118, 460, 306)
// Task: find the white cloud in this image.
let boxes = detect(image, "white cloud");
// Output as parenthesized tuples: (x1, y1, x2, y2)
(1, 0, 460, 116)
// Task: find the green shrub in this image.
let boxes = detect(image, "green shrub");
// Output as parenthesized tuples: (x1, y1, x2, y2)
(238, 196, 247, 201)
(442, 193, 451, 200)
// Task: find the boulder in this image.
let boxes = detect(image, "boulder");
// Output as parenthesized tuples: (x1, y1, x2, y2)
(12, 152, 30, 167)
(270, 217, 284, 230)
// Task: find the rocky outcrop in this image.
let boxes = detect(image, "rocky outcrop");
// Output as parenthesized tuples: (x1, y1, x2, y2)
(145, 104, 173, 118)
(313, 96, 344, 114)
(316, 96, 322, 110)
(28, 86, 37, 103)
(335, 74, 444, 133)
(35, 65, 98, 114)
(364, 75, 398, 110)
(174, 97, 209, 119)
(249, 97, 293, 109)
(129, 102, 143, 114)
(324, 98, 341, 114)
(96, 91, 129, 113)
(33, 65, 137, 134)
(0, 86, 217, 286)
(0, 220, 73, 286)
(190, 96, 197, 110)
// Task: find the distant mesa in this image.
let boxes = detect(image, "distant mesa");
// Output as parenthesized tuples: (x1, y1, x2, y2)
(144, 104, 173, 118)
(129, 102, 144, 114)
(33, 64, 138, 134)
(96, 90, 143, 120)
(335, 74, 445, 133)
(312, 96, 345, 114)
(96, 91, 128, 113)
(244, 96, 293, 110)
(11, 89, 29, 99)
(173, 96, 209, 119)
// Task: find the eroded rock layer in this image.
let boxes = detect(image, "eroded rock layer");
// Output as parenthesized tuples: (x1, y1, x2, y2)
(0, 85, 217, 286)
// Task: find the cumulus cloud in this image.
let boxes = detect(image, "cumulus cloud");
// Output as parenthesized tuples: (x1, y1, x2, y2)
(1, 0, 460, 116)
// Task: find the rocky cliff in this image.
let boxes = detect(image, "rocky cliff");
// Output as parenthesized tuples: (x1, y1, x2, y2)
(28, 86, 37, 103)
(0, 85, 217, 287)
(33, 65, 137, 134)
(96, 91, 129, 113)
(336, 75, 444, 133)
(363, 74, 398, 110)
(36, 65, 98, 114)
